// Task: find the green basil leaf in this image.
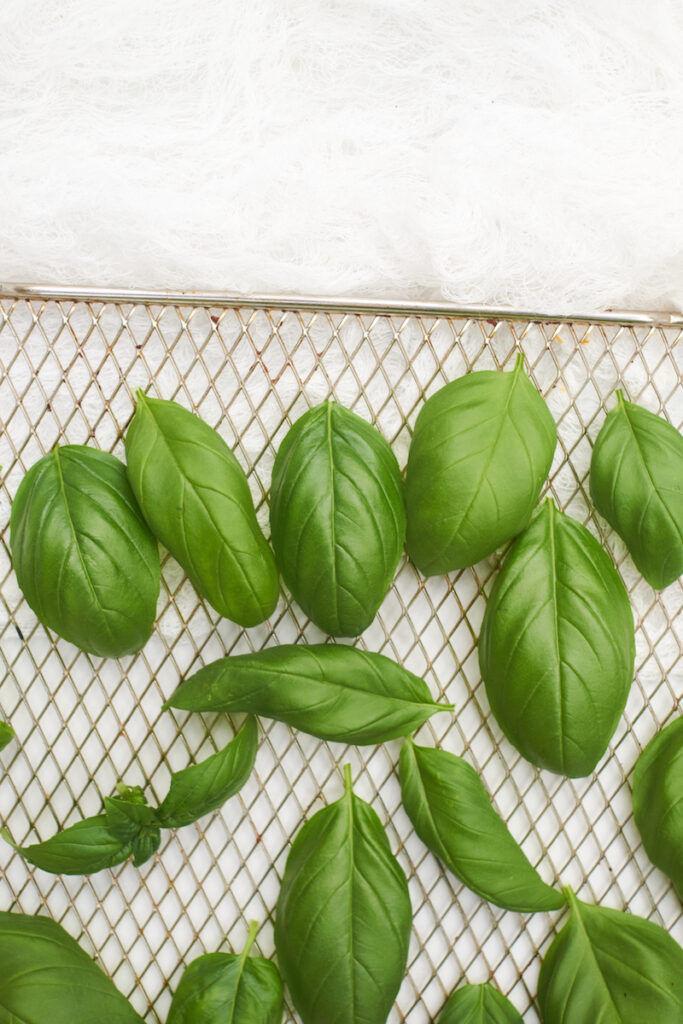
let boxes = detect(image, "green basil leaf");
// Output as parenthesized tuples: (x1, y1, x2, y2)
(405, 354, 557, 575)
(167, 920, 283, 1024)
(0, 910, 144, 1023)
(632, 716, 683, 899)
(125, 392, 279, 627)
(438, 983, 523, 1023)
(156, 716, 258, 829)
(131, 828, 162, 867)
(0, 719, 14, 751)
(537, 887, 683, 1023)
(479, 499, 635, 776)
(2, 815, 134, 875)
(399, 738, 564, 912)
(165, 644, 452, 745)
(275, 765, 411, 1024)
(9, 445, 160, 658)
(104, 784, 157, 841)
(269, 402, 405, 636)
(590, 392, 683, 589)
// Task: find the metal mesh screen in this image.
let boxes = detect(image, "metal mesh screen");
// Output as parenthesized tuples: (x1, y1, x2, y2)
(0, 296, 681, 1022)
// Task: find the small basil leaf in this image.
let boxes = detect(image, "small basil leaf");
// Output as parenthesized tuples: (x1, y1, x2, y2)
(0, 719, 14, 751)
(590, 392, 683, 589)
(2, 816, 134, 875)
(632, 716, 683, 899)
(537, 887, 683, 1023)
(167, 920, 283, 1024)
(156, 716, 258, 829)
(131, 827, 162, 867)
(124, 392, 279, 627)
(479, 499, 635, 777)
(438, 983, 523, 1024)
(165, 644, 452, 745)
(399, 739, 564, 912)
(9, 445, 160, 658)
(0, 910, 144, 1023)
(104, 785, 157, 841)
(405, 354, 557, 575)
(275, 765, 411, 1024)
(269, 402, 405, 636)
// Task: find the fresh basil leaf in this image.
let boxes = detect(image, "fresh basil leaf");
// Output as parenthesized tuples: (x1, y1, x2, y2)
(632, 716, 683, 899)
(165, 644, 452, 745)
(405, 354, 557, 575)
(537, 887, 683, 1023)
(131, 828, 162, 867)
(479, 499, 635, 776)
(438, 983, 523, 1023)
(156, 716, 258, 829)
(104, 784, 157, 840)
(275, 765, 411, 1024)
(269, 402, 405, 636)
(167, 919, 283, 1024)
(2, 816, 134, 875)
(0, 719, 14, 751)
(9, 444, 160, 658)
(0, 910, 144, 1024)
(399, 738, 564, 912)
(590, 392, 683, 589)
(125, 392, 279, 627)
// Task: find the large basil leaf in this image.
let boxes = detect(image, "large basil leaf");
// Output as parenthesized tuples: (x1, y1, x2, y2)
(590, 392, 683, 589)
(274, 765, 411, 1024)
(165, 644, 452, 744)
(405, 354, 557, 575)
(479, 500, 635, 777)
(269, 402, 405, 636)
(399, 738, 564, 912)
(9, 445, 160, 657)
(438, 983, 523, 1023)
(167, 919, 283, 1024)
(0, 910, 143, 1023)
(0, 719, 14, 751)
(537, 887, 683, 1023)
(632, 716, 683, 899)
(125, 392, 278, 627)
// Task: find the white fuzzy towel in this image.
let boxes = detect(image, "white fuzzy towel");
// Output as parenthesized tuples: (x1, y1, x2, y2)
(1, 0, 683, 313)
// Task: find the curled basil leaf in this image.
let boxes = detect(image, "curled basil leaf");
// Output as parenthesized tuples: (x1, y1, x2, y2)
(0, 910, 144, 1024)
(438, 983, 523, 1024)
(168, 919, 283, 1024)
(590, 391, 683, 589)
(165, 644, 452, 745)
(405, 354, 557, 575)
(125, 392, 278, 627)
(538, 887, 683, 1023)
(9, 445, 160, 657)
(399, 738, 564, 912)
(632, 716, 683, 899)
(0, 719, 14, 751)
(275, 765, 411, 1024)
(269, 402, 405, 636)
(479, 499, 635, 777)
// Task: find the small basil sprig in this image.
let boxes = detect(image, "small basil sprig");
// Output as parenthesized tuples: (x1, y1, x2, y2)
(438, 983, 523, 1023)
(538, 887, 683, 1023)
(2, 718, 257, 875)
(165, 644, 452, 745)
(632, 716, 683, 899)
(0, 719, 14, 752)
(399, 738, 564, 912)
(168, 920, 283, 1024)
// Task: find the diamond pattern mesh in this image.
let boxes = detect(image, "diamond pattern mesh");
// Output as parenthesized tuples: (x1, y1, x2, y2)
(0, 297, 681, 1022)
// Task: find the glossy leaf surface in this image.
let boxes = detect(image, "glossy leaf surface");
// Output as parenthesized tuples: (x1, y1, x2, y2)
(632, 716, 683, 899)
(479, 500, 635, 776)
(405, 355, 557, 574)
(438, 983, 523, 1024)
(0, 719, 14, 751)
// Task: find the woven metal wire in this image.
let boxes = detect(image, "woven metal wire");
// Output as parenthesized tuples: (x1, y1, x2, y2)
(0, 296, 681, 1022)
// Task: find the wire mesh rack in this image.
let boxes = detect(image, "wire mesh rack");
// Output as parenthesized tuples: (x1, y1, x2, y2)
(0, 288, 681, 1022)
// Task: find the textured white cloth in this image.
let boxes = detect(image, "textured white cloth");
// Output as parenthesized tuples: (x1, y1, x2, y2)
(1, 0, 683, 313)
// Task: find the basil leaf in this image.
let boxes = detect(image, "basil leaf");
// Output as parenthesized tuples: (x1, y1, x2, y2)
(0, 910, 144, 1024)
(269, 402, 405, 636)
(405, 354, 557, 575)
(479, 499, 635, 776)
(2, 816, 134, 875)
(537, 887, 683, 1023)
(125, 392, 279, 627)
(632, 716, 683, 899)
(156, 716, 258, 829)
(275, 765, 411, 1024)
(104, 784, 157, 840)
(438, 983, 523, 1023)
(167, 920, 283, 1024)
(131, 828, 162, 867)
(0, 719, 14, 751)
(165, 644, 452, 745)
(9, 445, 160, 658)
(399, 738, 564, 912)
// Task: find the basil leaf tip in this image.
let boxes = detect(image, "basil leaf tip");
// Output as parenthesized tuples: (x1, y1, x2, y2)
(0, 719, 15, 751)
(632, 716, 683, 899)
